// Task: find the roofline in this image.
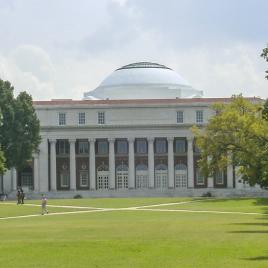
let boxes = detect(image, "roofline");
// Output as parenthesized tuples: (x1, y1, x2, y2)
(33, 97, 264, 107)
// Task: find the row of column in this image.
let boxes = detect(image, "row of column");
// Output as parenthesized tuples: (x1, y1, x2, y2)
(32, 136, 233, 192)
(46, 137, 194, 191)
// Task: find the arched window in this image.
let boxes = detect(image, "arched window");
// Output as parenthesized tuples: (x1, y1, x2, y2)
(155, 163, 168, 170)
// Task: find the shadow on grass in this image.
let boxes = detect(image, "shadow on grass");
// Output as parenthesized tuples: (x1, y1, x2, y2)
(243, 253, 268, 261)
(232, 222, 268, 227)
(230, 230, 268, 234)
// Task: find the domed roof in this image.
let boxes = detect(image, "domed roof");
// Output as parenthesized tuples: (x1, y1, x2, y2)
(84, 62, 203, 100)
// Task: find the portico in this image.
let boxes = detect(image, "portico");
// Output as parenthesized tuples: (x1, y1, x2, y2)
(28, 134, 227, 192)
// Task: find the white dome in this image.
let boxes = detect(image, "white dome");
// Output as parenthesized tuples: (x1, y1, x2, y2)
(84, 62, 203, 100)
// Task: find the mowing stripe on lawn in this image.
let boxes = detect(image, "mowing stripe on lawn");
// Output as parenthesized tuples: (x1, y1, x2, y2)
(134, 208, 268, 216)
(0, 208, 110, 220)
(0, 202, 104, 210)
(128, 199, 210, 209)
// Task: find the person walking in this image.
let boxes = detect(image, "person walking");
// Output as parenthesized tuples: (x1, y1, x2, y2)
(41, 194, 48, 215)
(16, 190, 21, 205)
(20, 188, 25, 204)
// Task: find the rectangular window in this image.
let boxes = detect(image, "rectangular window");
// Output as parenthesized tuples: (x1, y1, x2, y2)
(215, 170, 224, 185)
(98, 112, 105, 124)
(78, 112, 85, 125)
(196, 169, 205, 185)
(80, 170, 89, 187)
(196, 110, 204, 123)
(57, 140, 69, 155)
(21, 172, 33, 190)
(136, 139, 147, 154)
(116, 140, 128, 154)
(78, 140, 89, 154)
(155, 139, 167, 154)
(60, 173, 69, 187)
(59, 112, 66, 125)
(97, 140, 108, 154)
(175, 139, 186, 153)
(177, 111, 184, 123)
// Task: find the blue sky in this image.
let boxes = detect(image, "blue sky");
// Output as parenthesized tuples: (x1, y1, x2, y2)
(0, 0, 267, 100)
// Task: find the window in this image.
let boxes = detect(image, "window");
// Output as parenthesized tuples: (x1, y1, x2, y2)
(80, 170, 89, 187)
(57, 140, 69, 155)
(60, 173, 69, 187)
(59, 113, 66, 125)
(97, 140, 108, 154)
(155, 139, 167, 154)
(78, 112, 85, 125)
(215, 170, 224, 185)
(196, 168, 205, 185)
(196, 110, 203, 123)
(175, 139, 186, 153)
(116, 140, 128, 154)
(21, 172, 33, 190)
(98, 112, 105, 124)
(78, 140, 89, 154)
(136, 139, 147, 154)
(177, 111, 184, 123)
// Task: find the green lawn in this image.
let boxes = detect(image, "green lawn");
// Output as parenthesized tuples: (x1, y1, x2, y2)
(0, 197, 268, 268)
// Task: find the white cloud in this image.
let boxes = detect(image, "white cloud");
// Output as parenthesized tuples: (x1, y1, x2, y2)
(0, 45, 56, 100)
(0, 1, 267, 101)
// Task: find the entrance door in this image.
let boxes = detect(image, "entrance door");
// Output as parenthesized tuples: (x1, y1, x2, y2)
(175, 164, 187, 188)
(155, 164, 168, 189)
(136, 164, 149, 189)
(97, 164, 109, 190)
(116, 163, 128, 189)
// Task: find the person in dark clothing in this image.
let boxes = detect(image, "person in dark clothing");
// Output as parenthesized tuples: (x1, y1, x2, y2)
(20, 188, 25, 204)
(16, 190, 21, 205)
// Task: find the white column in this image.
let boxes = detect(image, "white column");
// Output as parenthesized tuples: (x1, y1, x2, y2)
(109, 138, 115, 189)
(89, 138, 96, 190)
(148, 137, 155, 188)
(187, 137, 194, 188)
(39, 138, 49, 192)
(168, 137, 175, 188)
(69, 139, 76, 191)
(50, 139, 57, 191)
(128, 138, 135, 189)
(227, 151, 233, 188)
(33, 153, 39, 191)
(12, 167, 17, 191)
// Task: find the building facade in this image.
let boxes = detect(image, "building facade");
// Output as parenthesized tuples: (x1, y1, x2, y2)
(1, 62, 263, 197)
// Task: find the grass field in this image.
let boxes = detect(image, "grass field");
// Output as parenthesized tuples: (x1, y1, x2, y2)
(0, 197, 268, 268)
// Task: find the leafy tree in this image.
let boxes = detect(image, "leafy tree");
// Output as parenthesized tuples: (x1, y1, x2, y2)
(193, 95, 268, 187)
(262, 98, 268, 121)
(0, 79, 41, 172)
(261, 45, 268, 80)
(0, 110, 6, 175)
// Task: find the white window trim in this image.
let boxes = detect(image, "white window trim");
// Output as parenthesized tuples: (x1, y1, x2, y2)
(196, 110, 204, 124)
(60, 173, 69, 187)
(196, 169, 205, 185)
(176, 110, 184, 124)
(97, 111, 105, 125)
(79, 170, 89, 187)
(78, 112, 86, 125)
(58, 112, 66, 126)
(215, 171, 224, 185)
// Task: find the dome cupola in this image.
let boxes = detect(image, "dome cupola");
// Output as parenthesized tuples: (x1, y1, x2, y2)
(84, 62, 203, 100)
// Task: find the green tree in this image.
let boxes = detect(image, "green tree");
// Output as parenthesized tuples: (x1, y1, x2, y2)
(0, 79, 41, 171)
(262, 98, 268, 121)
(0, 110, 6, 175)
(261, 45, 268, 80)
(193, 95, 268, 187)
